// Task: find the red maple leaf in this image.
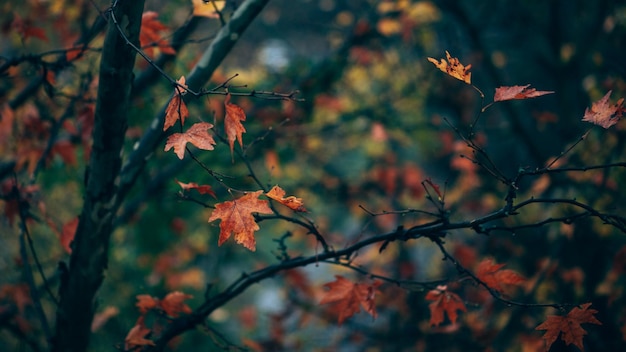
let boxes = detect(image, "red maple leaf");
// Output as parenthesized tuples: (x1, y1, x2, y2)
(320, 275, 381, 325)
(208, 191, 273, 251)
(140, 12, 176, 56)
(164, 122, 216, 159)
(427, 51, 471, 84)
(11, 13, 48, 42)
(425, 285, 467, 326)
(475, 258, 525, 293)
(224, 93, 247, 159)
(582, 90, 624, 129)
(494, 85, 554, 102)
(176, 180, 216, 198)
(265, 185, 307, 212)
(124, 317, 156, 350)
(163, 76, 189, 131)
(535, 303, 602, 352)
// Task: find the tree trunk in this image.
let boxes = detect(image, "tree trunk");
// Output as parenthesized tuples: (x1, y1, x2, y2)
(52, 0, 145, 351)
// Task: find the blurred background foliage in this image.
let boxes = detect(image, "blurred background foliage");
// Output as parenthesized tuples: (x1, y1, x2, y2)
(2, 0, 626, 351)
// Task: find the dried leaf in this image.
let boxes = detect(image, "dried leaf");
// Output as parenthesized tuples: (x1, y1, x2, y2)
(582, 91, 624, 129)
(476, 258, 525, 293)
(163, 76, 189, 131)
(266, 185, 307, 212)
(192, 0, 225, 18)
(164, 122, 216, 159)
(320, 275, 381, 325)
(160, 291, 193, 317)
(140, 11, 175, 56)
(208, 191, 273, 251)
(494, 85, 554, 102)
(535, 303, 602, 352)
(428, 51, 471, 84)
(124, 317, 155, 350)
(425, 285, 467, 326)
(224, 93, 247, 158)
(176, 180, 216, 198)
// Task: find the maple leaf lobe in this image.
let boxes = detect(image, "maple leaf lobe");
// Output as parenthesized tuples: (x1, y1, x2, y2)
(494, 85, 554, 102)
(224, 94, 247, 157)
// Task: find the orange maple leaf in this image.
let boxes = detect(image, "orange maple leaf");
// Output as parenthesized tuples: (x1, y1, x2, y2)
(428, 51, 471, 84)
(582, 90, 624, 129)
(425, 285, 467, 326)
(124, 317, 156, 350)
(476, 258, 525, 293)
(163, 76, 189, 131)
(60, 217, 78, 254)
(135, 294, 159, 314)
(494, 85, 554, 102)
(192, 0, 225, 18)
(208, 190, 273, 251)
(140, 11, 175, 56)
(224, 93, 247, 159)
(160, 291, 193, 317)
(535, 303, 602, 352)
(320, 275, 381, 325)
(266, 185, 307, 212)
(176, 180, 216, 198)
(164, 122, 216, 159)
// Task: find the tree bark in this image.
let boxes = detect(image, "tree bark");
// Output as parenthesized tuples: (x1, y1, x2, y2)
(52, 0, 145, 351)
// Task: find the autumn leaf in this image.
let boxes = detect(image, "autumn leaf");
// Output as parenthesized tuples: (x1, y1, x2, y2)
(124, 317, 156, 350)
(11, 13, 48, 42)
(535, 303, 602, 352)
(582, 90, 624, 129)
(476, 258, 525, 293)
(494, 85, 554, 102)
(266, 185, 307, 212)
(320, 275, 382, 325)
(140, 11, 175, 56)
(192, 0, 225, 18)
(428, 51, 471, 84)
(60, 217, 78, 254)
(224, 93, 247, 158)
(425, 285, 467, 326)
(163, 76, 189, 131)
(164, 122, 216, 159)
(208, 191, 273, 251)
(135, 294, 159, 314)
(176, 180, 216, 198)
(160, 291, 193, 317)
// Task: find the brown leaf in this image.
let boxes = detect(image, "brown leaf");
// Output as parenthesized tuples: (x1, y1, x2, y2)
(164, 122, 216, 159)
(124, 317, 156, 350)
(536, 303, 602, 352)
(428, 51, 471, 84)
(494, 85, 554, 102)
(320, 275, 381, 325)
(208, 191, 273, 251)
(424, 285, 467, 326)
(160, 291, 193, 317)
(140, 12, 175, 56)
(582, 90, 624, 129)
(476, 258, 525, 293)
(224, 93, 247, 158)
(176, 180, 216, 198)
(266, 185, 307, 212)
(163, 76, 189, 131)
